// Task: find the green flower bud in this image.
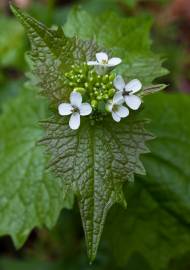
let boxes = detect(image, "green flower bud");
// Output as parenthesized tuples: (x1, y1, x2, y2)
(108, 81, 113, 87)
(109, 73, 115, 81)
(97, 95, 102, 100)
(105, 103, 111, 112)
(91, 100, 98, 108)
(85, 83, 90, 89)
(89, 76, 94, 82)
(89, 70, 96, 77)
(73, 87, 86, 94)
(102, 74, 109, 83)
(69, 82, 75, 87)
(97, 75, 101, 82)
(108, 88, 115, 97)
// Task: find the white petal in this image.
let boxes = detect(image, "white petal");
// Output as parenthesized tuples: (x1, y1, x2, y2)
(96, 52, 108, 63)
(79, 103, 92, 116)
(125, 79, 142, 93)
(113, 75, 125, 91)
(117, 105, 129, 118)
(87, 61, 99, 66)
(58, 103, 72, 116)
(70, 91, 82, 107)
(125, 95, 142, 110)
(69, 112, 80, 130)
(108, 57, 122, 66)
(112, 112, 121, 122)
(113, 92, 124, 105)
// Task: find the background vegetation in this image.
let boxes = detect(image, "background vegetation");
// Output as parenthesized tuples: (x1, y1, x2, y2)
(0, 0, 190, 269)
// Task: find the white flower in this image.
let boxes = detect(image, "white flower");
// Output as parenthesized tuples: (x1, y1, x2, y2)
(113, 75, 142, 110)
(107, 92, 129, 122)
(88, 52, 122, 67)
(58, 91, 92, 130)
(87, 52, 122, 75)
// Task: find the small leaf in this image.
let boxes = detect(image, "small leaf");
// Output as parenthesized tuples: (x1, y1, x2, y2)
(0, 88, 73, 247)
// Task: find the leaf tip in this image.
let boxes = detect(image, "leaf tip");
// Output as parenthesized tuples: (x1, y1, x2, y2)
(9, 2, 19, 15)
(88, 249, 97, 264)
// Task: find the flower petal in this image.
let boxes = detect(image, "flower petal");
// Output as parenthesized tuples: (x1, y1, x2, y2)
(125, 79, 142, 93)
(69, 112, 80, 130)
(79, 103, 92, 116)
(70, 91, 82, 107)
(58, 103, 72, 116)
(87, 61, 99, 66)
(117, 105, 129, 118)
(108, 57, 122, 66)
(112, 112, 121, 122)
(113, 75, 125, 91)
(125, 95, 142, 110)
(113, 92, 124, 105)
(96, 52, 108, 63)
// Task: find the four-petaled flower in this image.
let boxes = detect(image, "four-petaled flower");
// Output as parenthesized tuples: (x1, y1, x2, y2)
(106, 92, 129, 122)
(87, 52, 122, 75)
(113, 75, 142, 110)
(58, 91, 92, 130)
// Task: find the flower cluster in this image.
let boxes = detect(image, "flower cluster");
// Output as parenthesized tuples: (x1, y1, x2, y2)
(58, 52, 142, 129)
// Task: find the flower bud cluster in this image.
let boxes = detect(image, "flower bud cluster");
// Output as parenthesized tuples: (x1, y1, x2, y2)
(65, 63, 116, 110)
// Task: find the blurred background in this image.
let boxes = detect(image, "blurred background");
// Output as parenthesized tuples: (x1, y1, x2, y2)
(0, 0, 190, 269)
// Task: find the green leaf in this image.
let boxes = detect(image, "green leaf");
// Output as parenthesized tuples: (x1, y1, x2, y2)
(104, 93, 190, 270)
(11, 5, 166, 261)
(64, 8, 168, 86)
(0, 88, 73, 247)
